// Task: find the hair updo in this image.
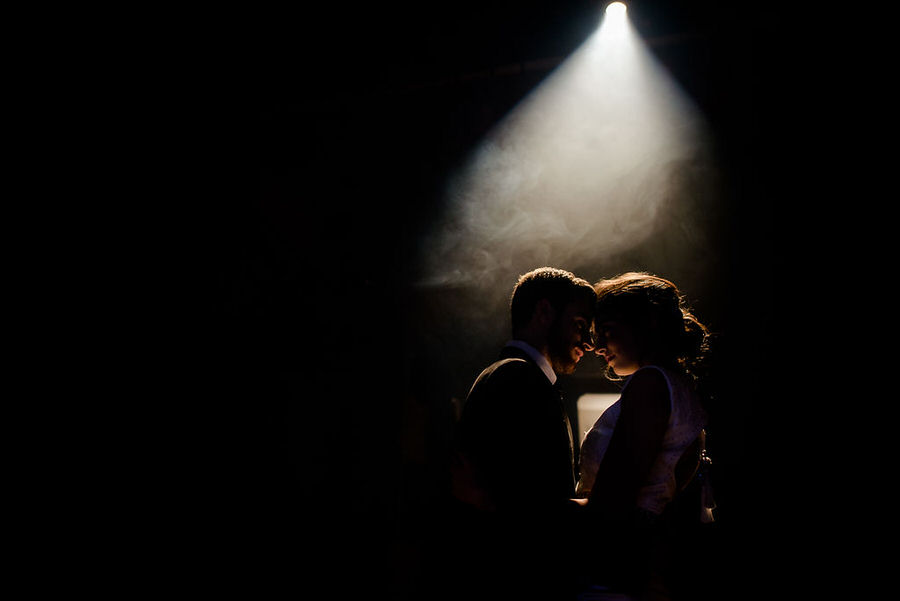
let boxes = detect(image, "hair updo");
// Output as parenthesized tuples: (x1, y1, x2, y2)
(593, 272, 710, 381)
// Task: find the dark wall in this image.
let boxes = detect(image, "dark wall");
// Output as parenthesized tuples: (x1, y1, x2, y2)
(195, 1, 781, 597)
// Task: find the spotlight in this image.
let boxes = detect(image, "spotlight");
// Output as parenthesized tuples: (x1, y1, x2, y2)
(605, 2, 627, 17)
(600, 1, 629, 36)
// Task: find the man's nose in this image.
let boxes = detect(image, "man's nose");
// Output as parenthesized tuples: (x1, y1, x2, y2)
(580, 328, 596, 352)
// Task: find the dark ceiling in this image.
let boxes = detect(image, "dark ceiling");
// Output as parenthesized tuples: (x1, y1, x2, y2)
(241, 0, 774, 280)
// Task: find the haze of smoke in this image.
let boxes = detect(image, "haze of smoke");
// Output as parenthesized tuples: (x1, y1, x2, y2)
(416, 17, 720, 338)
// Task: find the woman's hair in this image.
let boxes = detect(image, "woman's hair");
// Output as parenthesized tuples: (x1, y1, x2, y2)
(593, 272, 710, 383)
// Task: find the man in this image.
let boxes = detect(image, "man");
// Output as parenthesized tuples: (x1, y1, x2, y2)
(450, 267, 596, 599)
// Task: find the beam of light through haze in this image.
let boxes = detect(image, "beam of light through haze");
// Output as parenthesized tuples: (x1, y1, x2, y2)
(417, 4, 718, 300)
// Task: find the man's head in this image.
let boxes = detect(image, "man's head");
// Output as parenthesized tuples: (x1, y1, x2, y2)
(510, 267, 597, 375)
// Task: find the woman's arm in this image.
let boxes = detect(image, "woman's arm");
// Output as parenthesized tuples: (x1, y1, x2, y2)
(588, 368, 670, 516)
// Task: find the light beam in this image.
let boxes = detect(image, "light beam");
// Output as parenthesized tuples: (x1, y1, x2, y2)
(419, 4, 718, 295)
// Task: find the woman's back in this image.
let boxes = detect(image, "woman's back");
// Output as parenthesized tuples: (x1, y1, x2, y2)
(577, 365, 707, 515)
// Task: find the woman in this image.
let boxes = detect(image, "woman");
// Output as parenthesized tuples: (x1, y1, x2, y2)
(575, 272, 715, 600)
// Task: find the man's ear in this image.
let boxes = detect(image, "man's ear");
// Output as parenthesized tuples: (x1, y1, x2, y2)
(534, 298, 557, 327)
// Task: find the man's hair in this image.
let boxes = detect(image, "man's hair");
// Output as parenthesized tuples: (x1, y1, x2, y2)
(509, 267, 595, 332)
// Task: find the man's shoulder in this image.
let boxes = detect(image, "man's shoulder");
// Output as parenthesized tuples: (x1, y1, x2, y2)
(480, 355, 535, 378)
(471, 355, 548, 395)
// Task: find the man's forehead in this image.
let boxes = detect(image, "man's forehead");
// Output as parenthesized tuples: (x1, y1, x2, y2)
(568, 296, 594, 317)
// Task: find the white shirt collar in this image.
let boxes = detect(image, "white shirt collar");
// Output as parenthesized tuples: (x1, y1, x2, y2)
(505, 340, 557, 385)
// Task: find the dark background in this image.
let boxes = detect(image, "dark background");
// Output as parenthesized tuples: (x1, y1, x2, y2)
(190, 0, 786, 597)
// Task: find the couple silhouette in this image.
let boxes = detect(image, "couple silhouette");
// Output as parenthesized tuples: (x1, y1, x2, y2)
(447, 267, 716, 601)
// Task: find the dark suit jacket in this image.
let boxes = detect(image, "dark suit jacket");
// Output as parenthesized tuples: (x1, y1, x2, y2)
(457, 345, 576, 517)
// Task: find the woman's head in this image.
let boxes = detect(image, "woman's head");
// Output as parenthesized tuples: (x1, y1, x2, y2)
(592, 272, 708, 379)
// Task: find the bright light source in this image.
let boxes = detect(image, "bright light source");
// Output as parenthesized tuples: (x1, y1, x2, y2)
(601, 1, 629, 36)
(606, 2, 627, 17)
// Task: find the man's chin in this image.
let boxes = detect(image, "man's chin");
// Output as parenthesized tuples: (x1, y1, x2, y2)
(549, 346, 580, 375)
(555, 361, 578, 376)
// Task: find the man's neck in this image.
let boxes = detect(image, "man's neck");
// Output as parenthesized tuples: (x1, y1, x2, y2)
(506, 339, 557, 385)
